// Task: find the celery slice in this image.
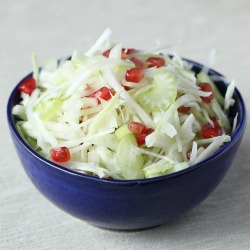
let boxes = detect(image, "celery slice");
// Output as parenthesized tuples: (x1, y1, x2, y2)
(116, 134, 144, 179)
(144, 162, 174, 178)
(135, 68, 177, 112)
(35, 98, 62, 121)
(115, 124, 131, 139)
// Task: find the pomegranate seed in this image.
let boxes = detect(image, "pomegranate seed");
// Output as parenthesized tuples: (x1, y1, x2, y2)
(51, 147, 71, 163)
(18, 77, 36, 95)
(211, 117, 221, 129)
(125, 68, 144, 83)
(121, 48, 137, 59)
(102, 49, 111, 57)
(89, 87, 112, 104)
(136, 134, 147, 146)
(122, 85, 131, 91)
(200, 122, 222, 139)
(103, 48, 137, 59)
(178, 106, 191, 114)
(186, 149, 192, 160)
(124, 48, 137, 55)
(130, 57, 144, 68)
(128, 122, 147, 135)
(198, 82, 214, 103)
(135, 128, 154, 146)
(145, 128, 154, 135)
(146, 57, 165, 68)
(128, 122, 154, 146)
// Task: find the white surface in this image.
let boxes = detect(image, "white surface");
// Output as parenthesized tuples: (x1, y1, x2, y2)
(1, 0, 250, 249)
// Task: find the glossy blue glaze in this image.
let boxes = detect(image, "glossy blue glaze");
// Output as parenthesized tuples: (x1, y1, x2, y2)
(7, 60, 247, 230)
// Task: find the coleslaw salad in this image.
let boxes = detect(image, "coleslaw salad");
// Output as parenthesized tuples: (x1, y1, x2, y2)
(12, 28, 237, 179)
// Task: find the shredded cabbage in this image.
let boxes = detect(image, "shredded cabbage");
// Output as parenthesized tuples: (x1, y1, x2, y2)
(12, 29, 236, 179)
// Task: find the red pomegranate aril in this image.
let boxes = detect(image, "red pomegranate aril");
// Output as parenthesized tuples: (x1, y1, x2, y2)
(211, 117, 221, 129)
(121, 48, 137, 59)
(51, 147, 71, 162)
(198, 82, 214, 103)
(200, 123, 222, 139)
(103, 48, 137, 59)
(125, 68, 144, 83)
(102, 49, 111, 57)
(146, 57, 165, 68)
(128, 122, 147, 135)
(18, 77, 36, 95)
(128, 122, 154, 146)
(89, 87, 112, 104)
(136, 134, 147, 146)
(186, 149, 192, 160)
(122, 85, 131, 91)
(124, 48, 137, 55)
(145, 128, 154, 135)
(178, 106, 191, 114)
(136, 128, 154, 146)
(130, 57, 144, 68)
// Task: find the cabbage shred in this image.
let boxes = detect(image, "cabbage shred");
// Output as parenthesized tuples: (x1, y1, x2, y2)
(12, 28, 236, 179)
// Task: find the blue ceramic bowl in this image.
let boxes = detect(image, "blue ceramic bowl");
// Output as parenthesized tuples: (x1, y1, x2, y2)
(7, 59, 246, 230)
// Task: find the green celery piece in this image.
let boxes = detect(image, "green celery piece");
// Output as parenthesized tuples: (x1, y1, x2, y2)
(88, 92, 120, 134)
(144, 162, 174, 178)
(190, 107, 207, 125)
(116, 134, 144, 179)
(135, 68, 177, 112)
(115, 124, 132, 139)
(35, 98, 62, 121)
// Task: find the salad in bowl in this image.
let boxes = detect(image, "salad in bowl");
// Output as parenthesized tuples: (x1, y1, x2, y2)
(12, 28, 237, 180)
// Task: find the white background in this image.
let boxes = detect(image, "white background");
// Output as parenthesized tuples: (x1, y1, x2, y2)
(1, 1, 250, 249)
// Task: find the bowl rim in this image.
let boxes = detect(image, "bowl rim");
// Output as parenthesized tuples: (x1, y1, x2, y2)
(7, 58, 247, 185)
